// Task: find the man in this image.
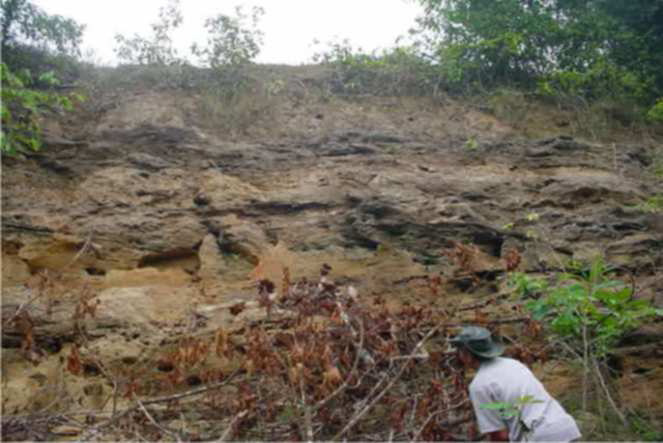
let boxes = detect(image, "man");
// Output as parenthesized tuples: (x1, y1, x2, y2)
(450, 326, 581, 442)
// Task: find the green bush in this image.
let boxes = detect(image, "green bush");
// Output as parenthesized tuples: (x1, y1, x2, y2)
(1, 63, 81, 155)
(1, 0, 85, 156)
(1, 0, 84, 63)
(190, 5, 264, 69)
(414, 0, 663, 104)
(519, 259, 661, 359)
(507, 272, 548, 299)
(636, 195, 663, 214)
(312, 40, 443, 97)
(647, 99, 663, 123)
(509, 258, 662, 423)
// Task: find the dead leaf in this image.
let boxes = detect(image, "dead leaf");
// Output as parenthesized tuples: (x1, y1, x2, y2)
(67, 345, 82, 375)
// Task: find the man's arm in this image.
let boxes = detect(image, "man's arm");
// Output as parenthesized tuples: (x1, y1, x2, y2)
(486, 429, 509, 441)
(469, 383, 509, 441)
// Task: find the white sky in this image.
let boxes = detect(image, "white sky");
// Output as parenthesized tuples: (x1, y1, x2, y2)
(33, 0, 423, 65)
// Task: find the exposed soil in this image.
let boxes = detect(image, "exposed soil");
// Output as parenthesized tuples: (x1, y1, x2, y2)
(2, 65, 662, 440)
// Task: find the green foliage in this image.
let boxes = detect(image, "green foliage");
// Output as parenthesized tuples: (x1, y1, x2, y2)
(521, 258, 661, 358)
(1, 62, 81, 155)
(1, 0, 84, 58)
(1, 0, 85, 81)
(0, 0, 84, 156)
(647, 99, 663, 123)
(480, 395, 543, 419)
(312, 39, 443, 97)
(190, 5, 265, 106)
(463, 136, 478, 150)
(538, 61, 652, 105)
(190, 6, 264, 69)
(415, 0, 562, 90)
(636, 195, 663, 214)
(652, 157, 663, 178)
(507, 273, 548, 299)
(112, 3, 265, 101)
(629, 414, 663, 441)
(415, 0, 663, 105)
(114, 0, 185, 66)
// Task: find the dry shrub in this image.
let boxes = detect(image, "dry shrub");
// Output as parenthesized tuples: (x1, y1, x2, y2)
(197, 88, 277, 136)
(3, 261, 556, 441)
(485, 88, 533, 129)
(195, 70, 286, 137)
(249, 241, 295, 285)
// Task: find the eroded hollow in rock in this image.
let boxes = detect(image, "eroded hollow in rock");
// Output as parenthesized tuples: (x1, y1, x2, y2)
(85, 267, 106, 276)
(137, 248, 201, 273)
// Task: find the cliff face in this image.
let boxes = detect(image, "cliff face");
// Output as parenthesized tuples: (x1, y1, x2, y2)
(2, 69, 662, 428)
(3, 87, 661, 294)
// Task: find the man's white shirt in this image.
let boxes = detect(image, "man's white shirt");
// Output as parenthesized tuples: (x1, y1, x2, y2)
(469, 357, 581, 441)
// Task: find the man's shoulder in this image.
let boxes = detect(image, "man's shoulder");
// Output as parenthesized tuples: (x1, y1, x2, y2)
(480, 357, 524, 371)
(472, 358, 528, 384)
(495, 357, 527, 369)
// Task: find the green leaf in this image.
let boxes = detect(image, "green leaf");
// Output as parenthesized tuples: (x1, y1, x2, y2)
(515, 395, 543, 406)
(38, 71, 60, 86)
(480, 402, 511, 410)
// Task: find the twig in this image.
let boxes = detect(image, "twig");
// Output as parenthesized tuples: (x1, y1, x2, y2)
(300, 374, 313, 443)
(2, 410, 113, 421)
(313, 319, 365, 411)
(454, 292, 510, 312)
(136, 399, 182, 442)
(31, 359, 67, 415)
(111, 378, 119, 416)
(3, 288, 43, 328)
(582, 320, 589, 411)
(389, 352, 430, 362)
(64, 233, 94, 268)
(79, 373, 238, 440)
(77, 407, 134, 442)
(218, 410, 248, 442)
(408, 396, 419, 434)
(141, 370, 239, 406)
(332, 325, 441, 441)
(4, 234, 95, 329)
(410, 399, 469, 442)
(592, 357, 627, 426)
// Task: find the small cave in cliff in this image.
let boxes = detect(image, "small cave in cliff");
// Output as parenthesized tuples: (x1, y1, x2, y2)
(472, 231, 504, 257)
(137, 247, 201, 273)
(85, 267, 106, 276)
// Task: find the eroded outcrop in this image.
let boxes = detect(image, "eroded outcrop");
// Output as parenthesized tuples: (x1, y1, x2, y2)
(2, 89, 662, 418)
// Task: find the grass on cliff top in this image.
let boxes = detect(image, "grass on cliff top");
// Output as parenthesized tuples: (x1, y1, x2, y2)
(72, 63, 663, 144)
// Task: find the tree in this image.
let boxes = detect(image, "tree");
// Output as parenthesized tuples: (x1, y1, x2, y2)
(114, 0, 184, 66)
(1, 0, 84, 62)
(415, 0, 561, 88)
(190, 5, 264, 69)
(1, 63, 78, 154)
(189, 6, 265, 102)
(414, 0, 663, 103)
(0, 0, 84, 155)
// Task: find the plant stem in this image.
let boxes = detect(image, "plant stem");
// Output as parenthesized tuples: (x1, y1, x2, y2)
(592, 357, 627, 426)
(582, 321, 589, 412)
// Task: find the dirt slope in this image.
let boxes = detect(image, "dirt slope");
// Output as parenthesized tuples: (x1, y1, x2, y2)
(2, 66, 662, 438)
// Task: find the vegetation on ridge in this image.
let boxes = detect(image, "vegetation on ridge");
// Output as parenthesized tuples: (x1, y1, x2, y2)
(3, 0, 663, 155)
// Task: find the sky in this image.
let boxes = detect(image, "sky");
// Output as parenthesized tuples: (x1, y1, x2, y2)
(33, 0, 423, 66)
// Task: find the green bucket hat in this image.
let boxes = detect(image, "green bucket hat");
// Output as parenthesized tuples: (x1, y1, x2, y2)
(449, 326, 505, 359)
